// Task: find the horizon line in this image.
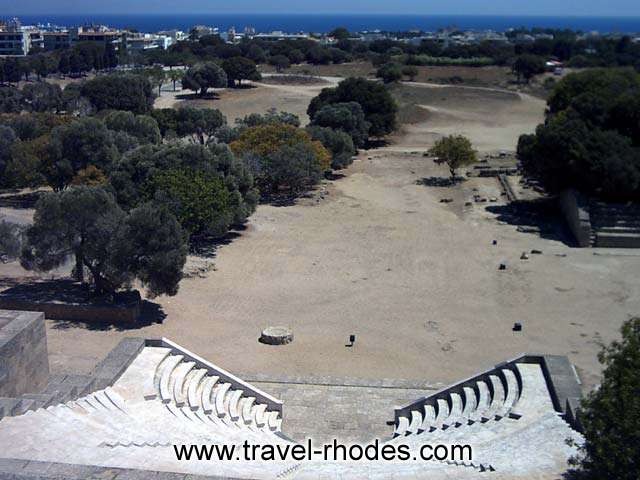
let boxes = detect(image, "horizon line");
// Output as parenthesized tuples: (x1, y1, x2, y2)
(9, 13, 640, 19)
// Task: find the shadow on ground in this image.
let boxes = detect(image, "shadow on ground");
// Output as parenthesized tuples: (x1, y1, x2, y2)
(0, 279, 167, 331)
(417, 176, 465, 187)
(486, 198, 576, 247)
(189, 225, 247, 258)
(0, 191, 43, 209)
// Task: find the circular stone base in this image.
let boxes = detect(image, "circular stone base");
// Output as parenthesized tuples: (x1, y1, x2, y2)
(259, 326, 293, 345)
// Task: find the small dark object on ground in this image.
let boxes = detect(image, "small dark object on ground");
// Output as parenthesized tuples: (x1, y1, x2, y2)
(492, 240, 498, 245)
(520, 252, 529, 260)
(513, 323, 522, 332)
(346, 334, 356, 347)
(499, 262, 507, 270)
(440, 198, 453, 203)
(531, 249, 543, 255)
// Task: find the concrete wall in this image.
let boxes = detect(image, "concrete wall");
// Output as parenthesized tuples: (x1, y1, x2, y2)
(559, 189, 592, 247)
(0, 311, 49, 397)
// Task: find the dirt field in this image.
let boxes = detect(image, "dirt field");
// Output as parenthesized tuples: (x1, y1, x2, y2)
(3, 79, 636, 395)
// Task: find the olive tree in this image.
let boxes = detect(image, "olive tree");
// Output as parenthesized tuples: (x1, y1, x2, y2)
(430, 135, 477, 182)
(182, 62, 228, 97)
(21, 186, 187, 297)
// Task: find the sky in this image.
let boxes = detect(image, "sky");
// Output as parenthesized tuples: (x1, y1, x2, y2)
(3, 0, 640, 16)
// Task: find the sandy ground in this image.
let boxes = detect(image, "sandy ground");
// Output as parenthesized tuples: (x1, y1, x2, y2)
(154, 76, 340, 125)
(3, 81, 637, 394)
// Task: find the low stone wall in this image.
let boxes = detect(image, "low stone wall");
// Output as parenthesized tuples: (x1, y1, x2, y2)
(559, 189, 592, 247)
(0, 311, 49, 397)
(0, 282, 142, 324)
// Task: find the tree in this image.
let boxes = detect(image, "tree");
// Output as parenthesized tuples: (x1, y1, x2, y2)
(81, 74, 155, 114)
(103, 110, 162, 145)
(574, 317, 640, 480)
(230, 123, 331, 192)
(518, 69, 640, 201)
(182, 62, 227, 97)
(307, 47, 332, 65)
(246, 44, 267, 64)
(376, 62, 403, 84)
(268, 54, 291, 73)
(174, 107, 226, 144)
(144, 66, 166, 97)
(21, 186, 187, 297)
(430, 135, 477, 182)
(103, 43, 119, 69)
(0, 86, 23, 113)
(512, 55, 545, 83)
(151, 168, 233, 237)
(167, 69, 185, 91)
(329, 27, 351, 41)
(0, 219, 23, 261)
(110, 143, 258, 230)
(402, 65, 419, 81)
(21, 82, 63, 113)
(0, 125, 17, 184)
(262, 143, 325, 193)
(306, 125, 356, 170)
(309, 101, 370, 148)
(308, 77, 398, 138)
(46, 118, 119, 191)
(222, 57, 261, 87)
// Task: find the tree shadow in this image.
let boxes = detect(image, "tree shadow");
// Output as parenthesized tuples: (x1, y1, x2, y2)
(231, 83, 257, 90)
(485, 198, 576, 247)
(0, 279, 167, 331)
(365, 139, 390, 149)
(189, 226, 247, 259)
(175, 92, 221, 101)
(417, 176, 453, 187)
(0, 191, 43, 209)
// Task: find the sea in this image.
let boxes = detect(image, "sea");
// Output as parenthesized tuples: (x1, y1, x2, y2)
(9, 14, 640, 35)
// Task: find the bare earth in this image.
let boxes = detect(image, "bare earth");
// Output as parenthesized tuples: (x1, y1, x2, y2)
(4, 80, 638, 395)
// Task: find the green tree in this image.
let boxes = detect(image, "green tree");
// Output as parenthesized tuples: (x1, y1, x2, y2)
(81, 74, 155, 114)
(306, 125, 356, 170)
(402, 65, 419, 81)
(309, 101, 370, 148)
(20, 186, 187, 297)
(268, 54, 291, 72)
(512, 54, 546, 83)
(182, 62, 228, 97)
(174, 107, 226, 144)
(0, 125, 17, 184)
(430, 135, 477, 182)
(262, 143, 324, 193)
(222, 57, 261, 87)
(103, 110, 162, 145)
(21, 82, 63, 113)
(574, 317, 640, 480)
(376, 62, 403, 84)
(110, 143, 257, 230)
(0, 86, 23, 113)
(46, 118, 119, 191)
(151, 168, 232, 237)
(0, 219, 23, 261)
(308, 77, 397, 138)
(167, 69, 185, 91)
(329, 27, 351, 41)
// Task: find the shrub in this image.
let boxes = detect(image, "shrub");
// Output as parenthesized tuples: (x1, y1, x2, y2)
(306, 126, 356, 170)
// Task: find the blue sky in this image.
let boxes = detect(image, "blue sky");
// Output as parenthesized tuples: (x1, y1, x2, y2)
(3, 0, 640, 16)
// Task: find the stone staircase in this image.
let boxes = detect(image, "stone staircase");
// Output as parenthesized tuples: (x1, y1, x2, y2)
(142, 345, 283, 432)
(0, 373, 97, 419)
(393, 364, 522, 438)
(590, 200, 640, 248)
